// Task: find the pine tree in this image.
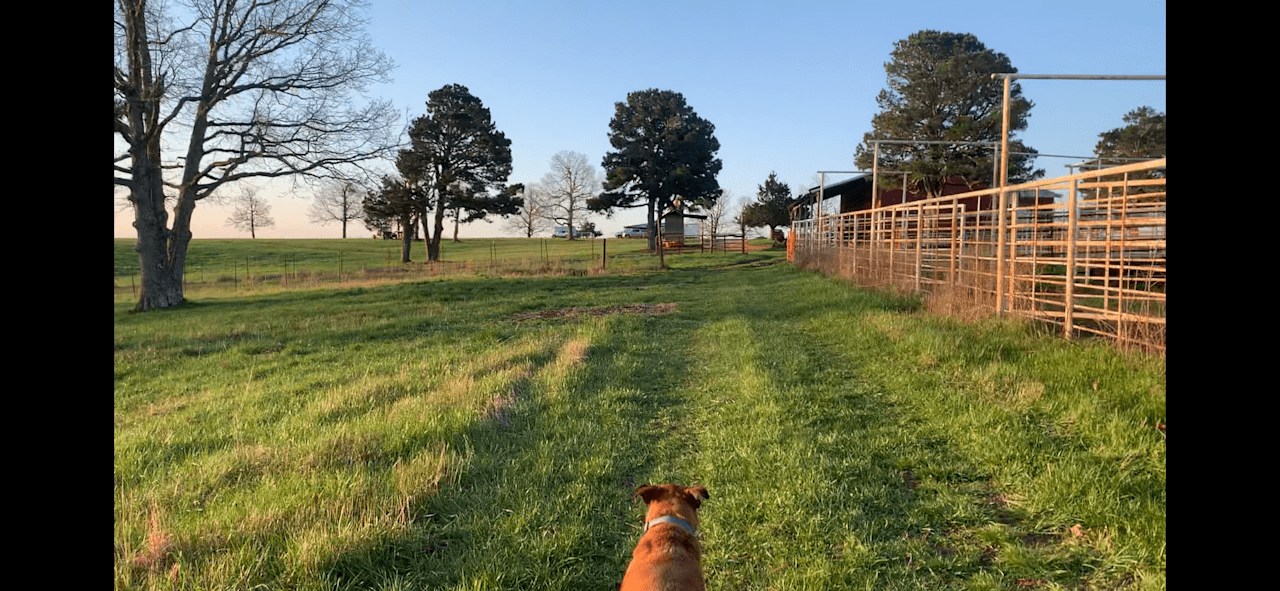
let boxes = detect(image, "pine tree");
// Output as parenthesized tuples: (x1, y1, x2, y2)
(397, 84, 521, 261)
(741, 172, 793, 240)
(1094, 107, 1165, 164)
(854, 30, 1043, 199)
(591, 89, 722, 252)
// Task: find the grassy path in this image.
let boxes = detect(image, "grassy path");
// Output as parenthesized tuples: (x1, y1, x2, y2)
(115, 249, 1164, 590)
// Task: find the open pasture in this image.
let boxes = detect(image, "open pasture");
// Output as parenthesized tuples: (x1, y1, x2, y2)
(114, 237, 662, 301)
(114, 245, 1165, 590)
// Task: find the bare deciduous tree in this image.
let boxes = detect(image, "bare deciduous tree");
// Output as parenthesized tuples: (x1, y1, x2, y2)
(503, 183, 554, 238)
(114, 0, 398, 310)
(701, 188, 731, 237)
(308, 180, 368, 238)
(541, 151, 598, 241)
(734, 196, 752, 239)
(225, 186, 275, 239)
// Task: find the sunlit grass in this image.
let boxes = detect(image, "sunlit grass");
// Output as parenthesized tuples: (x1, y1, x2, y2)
(114, 237, 672, 304)
(115, 245, 1164, 590)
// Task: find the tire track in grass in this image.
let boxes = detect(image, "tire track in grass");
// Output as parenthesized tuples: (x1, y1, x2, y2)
(319, 305, 706, 590)
(674, 266, 878, 589)
(677, 265, 1025, 590)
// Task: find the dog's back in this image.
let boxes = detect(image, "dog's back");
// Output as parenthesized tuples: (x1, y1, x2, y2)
(620, 484, 709, 591)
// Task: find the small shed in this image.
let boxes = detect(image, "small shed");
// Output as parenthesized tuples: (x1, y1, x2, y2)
(660, 210, 707, 242)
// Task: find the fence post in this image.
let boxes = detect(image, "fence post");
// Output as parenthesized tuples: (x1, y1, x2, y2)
(889, 209, 897, 287)
(1006, 203, 1014, 308)
(914, 203, 923, 292)
(870, 209, 878, 280)
(958, 206, 967, 290)
(1065, 176, 1078, 340)
(949, 198, 958, 285)
(851, 214, 858, 276)
(1117, 171, 1129, 346)
(996, 76, 1011, 315)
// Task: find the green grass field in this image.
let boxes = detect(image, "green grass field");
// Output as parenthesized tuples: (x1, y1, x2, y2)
(114, 237, 662, 301)
(114, 240, 1165, 590)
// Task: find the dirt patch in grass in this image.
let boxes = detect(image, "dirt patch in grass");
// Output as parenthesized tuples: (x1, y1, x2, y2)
(130, 505, 177, 576)
(510, 303, 676, 323)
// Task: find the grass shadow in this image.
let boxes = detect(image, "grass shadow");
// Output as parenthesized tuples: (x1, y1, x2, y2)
(315, 269, 703, 589)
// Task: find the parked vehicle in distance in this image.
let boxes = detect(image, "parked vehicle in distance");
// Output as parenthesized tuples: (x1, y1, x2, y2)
(553, 226, 595, 238)
(617, 226, 648, 238)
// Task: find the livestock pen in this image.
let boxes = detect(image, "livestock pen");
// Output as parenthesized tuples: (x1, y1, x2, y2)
(790, 158, 1166, 354)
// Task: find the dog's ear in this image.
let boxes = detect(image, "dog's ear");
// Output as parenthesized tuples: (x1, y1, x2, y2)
(633, 485, 663, 504)
(684, 485, 709, 508)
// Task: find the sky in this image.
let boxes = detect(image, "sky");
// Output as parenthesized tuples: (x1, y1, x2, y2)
(113, 0, 1166, 240)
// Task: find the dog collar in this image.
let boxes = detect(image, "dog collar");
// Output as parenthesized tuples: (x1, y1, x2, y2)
(644, 515, 696, 536)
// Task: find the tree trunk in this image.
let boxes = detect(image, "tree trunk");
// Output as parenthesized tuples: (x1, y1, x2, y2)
(426, 200, 446, 262)
(645, 201, 656, 253)
(658, 225, 666, 268)
(399, 213, 412, 262)
(132, 197, 197, 312)
(131, 173, 188, 311)
(123, 0, 195, 313)
(130, 141, 195, 311)
(133, 242, 186, 312)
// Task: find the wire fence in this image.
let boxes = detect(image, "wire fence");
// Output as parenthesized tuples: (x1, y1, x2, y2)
(113, 240, 663, 301)
(789, 158, 1166, 355)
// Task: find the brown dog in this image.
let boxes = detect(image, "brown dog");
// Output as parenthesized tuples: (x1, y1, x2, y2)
(620, 484, 710, 591)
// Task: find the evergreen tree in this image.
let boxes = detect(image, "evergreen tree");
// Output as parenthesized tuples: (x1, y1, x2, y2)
(363, 175, 418, 262)
(1094, 107, 1165, 165)
(591, 89, 722, 252)
(854, 30, 1043, 199)
(1091, 106, 1166, 189)
(741, 172, 793, 240)
(398, 84, 521, 261)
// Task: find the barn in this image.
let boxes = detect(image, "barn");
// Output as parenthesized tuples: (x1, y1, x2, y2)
(792, 173, 1057, 219)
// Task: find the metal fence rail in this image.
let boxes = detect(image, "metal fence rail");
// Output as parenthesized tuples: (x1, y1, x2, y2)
(789, 158, 1166, 355)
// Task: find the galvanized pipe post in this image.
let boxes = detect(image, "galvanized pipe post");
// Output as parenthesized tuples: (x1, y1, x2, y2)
(996, 76, 1011, 315)
(989, 72, 1166, 315)
(915, 202, 924, 292)
(872, 144, 880, 275)
(1065, 175, 1078, 340)
(817, 171, 824, 244)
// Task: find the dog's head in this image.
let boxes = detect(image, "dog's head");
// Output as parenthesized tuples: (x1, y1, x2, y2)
(633, 483, 709, 530)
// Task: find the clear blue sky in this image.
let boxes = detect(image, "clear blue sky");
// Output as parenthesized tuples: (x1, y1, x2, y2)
(113, 0, 1166, 240)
